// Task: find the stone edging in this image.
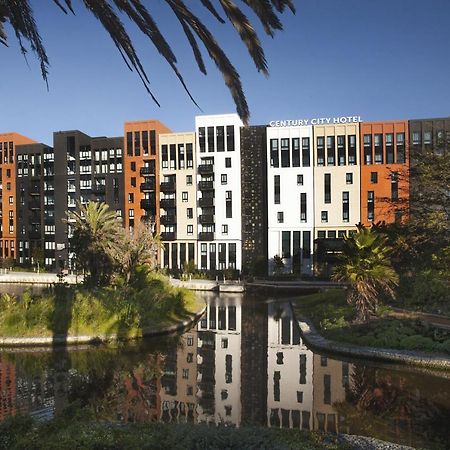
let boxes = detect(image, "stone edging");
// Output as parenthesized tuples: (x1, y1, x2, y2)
(0, 305, 206, 348)
(295, 310, 450, 371)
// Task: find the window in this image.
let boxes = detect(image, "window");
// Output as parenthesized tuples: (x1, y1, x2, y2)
(187, 208, 193, 219)
(199, 127, 206, 152)
(342, 191, 349, 222)
(327, 230, 336, 238)
(346, 173, 353, 184)
(364, 134, 372, 164)
(396, 133, 405, 163)
(337, 135, 346, 165)
(207, 126, 215, 152)
(324, 375, 331, 405)
(182, 191, 188, 202)
(216, 126, 225, 151)
(161, 144, 168, 168)
(371, 172, 378, 183)
(321, 211, 328, 223)
(128, 209, 134, 218)
(131, 177, 136, 187)
(374, 134, 383, 164)
(226, 190, 232, 218)
(385, 133, 394, 163)
(130, 161, 136, 171)
(186, 175, 192, 185)
(178, 143, 185, 169)
(282, 231, 290, 258)
(300, 193, 307, 222)
(8, 196, 13, 205)
(317, 136, 325, 166)
(292, 138, 300, 167)
(226, 125, 235, 151)
(221, 174, 227, 185)
(274, 175, 280, 204)
(276, 352, 284, 365)
(187, 224, 193, 235)
(423, 131, 432, 145)
(277, 212, 284, 223)
(225, 157, 232, 168)
(324, 174, 331, 203)
(6, 182, 11, 191)
(270, 139, 279, 167)
(391, 172, 399, 201)
(327, 136, 335, 165)
(338, 230, 346, 238)
(317, 231, 326, 239)
(368, 191, 374, 221)
(128, 193, 134, 203)
(348, 135, 357, 165)
(281, 138, 290, 167)
(297, 174, 303, 185)
(303, 231, 311, 259)
(302, 137, 310, 167)
(412, 131, 421, 146)
(222, 224, 228, 235)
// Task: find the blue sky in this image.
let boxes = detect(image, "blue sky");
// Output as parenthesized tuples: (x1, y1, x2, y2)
(1, 0, 450, 145)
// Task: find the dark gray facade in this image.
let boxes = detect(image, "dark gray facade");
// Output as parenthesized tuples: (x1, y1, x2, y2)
(240, 126, 268, 275)
(16, 143, 53, 266)
(409, 117, 450, 156)
(52, 131, 124, 270)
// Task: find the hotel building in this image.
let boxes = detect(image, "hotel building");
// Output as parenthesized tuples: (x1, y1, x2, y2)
(313, 123, 361, 239)
(195, 114, 243, 272)
(266, 125, 314, 275)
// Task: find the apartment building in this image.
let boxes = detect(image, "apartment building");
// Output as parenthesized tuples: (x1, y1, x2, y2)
(159, 132, 198, 270)
(360, 121, 409, 226)
(195, 114, 243, 272)
(0, 132, 36, 260)
(123, 120, 171, 233)
(266, 125, 314, 275)
(15, 143, 54, 266)
(313, 124, 361, 239)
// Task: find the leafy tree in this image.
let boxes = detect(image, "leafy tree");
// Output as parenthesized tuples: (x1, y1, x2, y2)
(66, 201, 121, 286)
(0, 1, 294, 123)
(272, 254, 285, 275)
(110, 222, 161, 283)
(332, 225, 398, 323)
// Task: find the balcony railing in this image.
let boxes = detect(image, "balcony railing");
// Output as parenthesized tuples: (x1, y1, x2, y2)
(198, 181, 214, 190)
(140, 199, 155, 211)
(160, 198, 176, 210)
(160, 232, 176, 241)
(92, 185, 106, 194)
(160, 215, 176, 225)
(140, 182, 156, 192)
(198, 214, 215, 224)
(198, 232, 214, 241)
(140, 167, 155, 176)
(160, 181, 176, 193)
(198, 197, 214, 207)
(198, 164, 214, 174)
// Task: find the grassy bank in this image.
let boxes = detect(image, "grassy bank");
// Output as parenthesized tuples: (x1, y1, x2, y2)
(0, 413, 349, 450)
(0, 271, 203, 339)
(292, 290, 450, 355)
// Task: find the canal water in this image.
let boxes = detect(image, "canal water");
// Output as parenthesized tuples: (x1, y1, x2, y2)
(0, 290, 449, 449)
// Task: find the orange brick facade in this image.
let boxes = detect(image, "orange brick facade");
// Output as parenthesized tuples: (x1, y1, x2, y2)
(123, 121, 171, 233)
(360, 122, 409, 226)
(0, 133, 36, 261)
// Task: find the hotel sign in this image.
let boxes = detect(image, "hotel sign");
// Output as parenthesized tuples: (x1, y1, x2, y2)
(269, 116, 363, 127)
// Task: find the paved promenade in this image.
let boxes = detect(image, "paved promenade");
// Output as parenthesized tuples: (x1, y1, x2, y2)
(0, 270, 79, 285)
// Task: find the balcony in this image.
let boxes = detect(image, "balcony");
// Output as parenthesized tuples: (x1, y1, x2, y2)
(160, 232, 176, 241)
(140, 167, 155, 176)
(140, 199, 155, 211)
(92, 185, 106, 195)
(160, 198, 176, 210)
(198, 164, 214, 174)
(198, 181, 214, 191)
(160, 215, 176, 225)
(29, 200, 41, 210)
(29, 229, 42, 240)
(140, 182, 156, 192)
(198, 214, 215, 224)
(198, 232, 214, 241)
(29, 186, 41, 196)
(198, 196, 214, 207)
(160, 181, 176, 193)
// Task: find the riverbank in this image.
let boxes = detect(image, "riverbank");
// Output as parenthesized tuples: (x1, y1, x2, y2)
(291, 290, 450, 370)
(0, 273, 205, 347)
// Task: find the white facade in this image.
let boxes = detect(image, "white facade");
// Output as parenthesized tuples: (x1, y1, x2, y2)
(195, 114, 243, 272)
(266, 126, 314, 275)
(197, 294, 242, 426)
(267, 302, 314, 430)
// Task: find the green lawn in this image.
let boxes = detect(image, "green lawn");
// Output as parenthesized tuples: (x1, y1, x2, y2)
(291, 289, 450, 355)
(0, 413, 350, 450)
(0, 272, 203, 339)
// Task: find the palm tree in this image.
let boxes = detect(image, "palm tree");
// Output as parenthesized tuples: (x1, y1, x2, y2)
(332, 225, 399, 323)
(0, 1, 295, 124)
(66, 200, 121, 286)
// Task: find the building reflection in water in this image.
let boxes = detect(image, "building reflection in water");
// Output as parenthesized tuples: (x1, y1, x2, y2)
(1, 293, 450, 449)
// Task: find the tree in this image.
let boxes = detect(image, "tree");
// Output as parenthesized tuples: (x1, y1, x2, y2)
(272, 254, 285, 275)
(0, 1, 295, 124)
(331, 225, 398, 323)
(66, 201, 121, 286)
(110, 222, 161, 283)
